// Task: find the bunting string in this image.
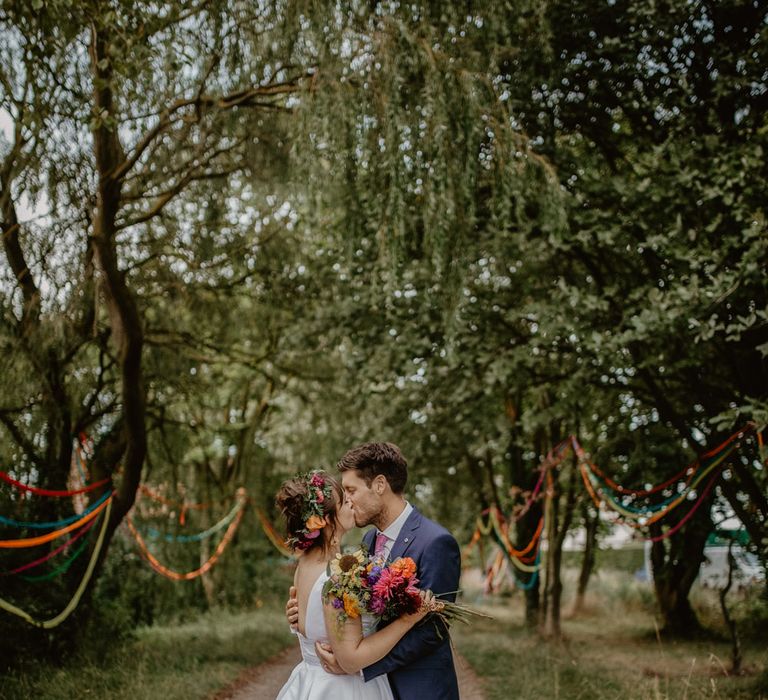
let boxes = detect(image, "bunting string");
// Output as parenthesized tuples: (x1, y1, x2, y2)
(645, 470, 721, 543)
(124, 490, 247, 581)
(0, 470, 110, 498)
(0, 497, 113, 628)
(575, 423, 756, 501)
(1, 517, 98, 576)
(0, 490, 111, 529)
(585, 454, 699, 497)
(483, 550, 508, 594)
(140, 496, 244, 543)
(464, 423, 764, 594)
(0, 495, 112, 549)
(255, 507, 294, 558)
(514, 551, 541, 591)
(21, 536, 92, 583)
(580, 442, 737, 527)
(137, 485, 230, 526)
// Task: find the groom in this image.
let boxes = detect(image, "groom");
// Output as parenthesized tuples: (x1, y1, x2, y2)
(285, 442, 461, 700)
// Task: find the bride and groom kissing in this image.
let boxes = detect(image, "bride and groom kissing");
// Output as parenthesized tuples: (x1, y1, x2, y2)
(276, 442, 462, 700)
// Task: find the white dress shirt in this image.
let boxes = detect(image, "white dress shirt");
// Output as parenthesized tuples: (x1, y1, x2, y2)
(375, 501, 413, 560)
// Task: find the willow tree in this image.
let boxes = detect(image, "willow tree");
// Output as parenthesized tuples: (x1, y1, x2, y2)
(1, 0, 566, 652)
(0, 0, 315, 650)
(286, 2, 581, 637)
(290, 0, 767, 637)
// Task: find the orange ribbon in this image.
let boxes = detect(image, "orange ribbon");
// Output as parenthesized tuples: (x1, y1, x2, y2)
(125, 499, 245, 581)
(0, 496, 112, 548)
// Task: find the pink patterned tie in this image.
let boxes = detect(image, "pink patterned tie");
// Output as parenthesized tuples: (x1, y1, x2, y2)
(374, 532, 388, 557)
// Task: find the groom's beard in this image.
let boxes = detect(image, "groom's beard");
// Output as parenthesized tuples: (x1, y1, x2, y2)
(354, 512, 371, 528)
(353, 505, 382, 530)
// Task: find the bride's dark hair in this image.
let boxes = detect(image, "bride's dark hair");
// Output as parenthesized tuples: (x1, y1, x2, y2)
(276, 471, 344, 554)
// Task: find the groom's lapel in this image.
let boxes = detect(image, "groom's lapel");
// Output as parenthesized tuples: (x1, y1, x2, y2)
(389, 507, 422, 561)
(362, 527, 376, 555)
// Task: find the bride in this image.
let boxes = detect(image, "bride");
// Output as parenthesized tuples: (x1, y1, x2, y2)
(275, 470, 432, 699)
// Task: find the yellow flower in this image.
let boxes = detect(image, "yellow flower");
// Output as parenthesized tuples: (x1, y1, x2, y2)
(343, 593, 360, 618)
(305, 515, 326, 531)
(329, 548, 367, 577)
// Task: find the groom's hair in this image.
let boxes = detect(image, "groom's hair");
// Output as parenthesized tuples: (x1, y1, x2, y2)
(337, 442, 408, 494)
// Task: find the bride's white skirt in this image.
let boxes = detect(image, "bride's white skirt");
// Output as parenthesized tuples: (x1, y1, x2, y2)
(278, 576, 392, 699)
(276, 659, 393, 700)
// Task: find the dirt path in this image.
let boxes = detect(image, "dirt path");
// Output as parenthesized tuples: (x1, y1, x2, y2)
(212, 644, 486, 700)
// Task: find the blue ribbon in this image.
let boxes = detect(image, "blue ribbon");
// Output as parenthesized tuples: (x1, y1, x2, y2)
(515, 551, 541, 591)
(0, 490, 111, 529)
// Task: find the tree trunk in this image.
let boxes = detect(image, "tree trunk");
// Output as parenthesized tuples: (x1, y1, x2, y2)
(89, 22, 147, 534)
(649, 488, 714, 637)
(63, 21, 149, 640)
(719, 541, 742, 675)
(573, 502, 599, 614)
(719, 464, 768, 596)
(546, 450, 578, 639)
(506, 394, 542, 629)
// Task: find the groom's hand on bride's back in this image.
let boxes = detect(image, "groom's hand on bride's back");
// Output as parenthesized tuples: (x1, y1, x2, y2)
(286, 585, 299, 631)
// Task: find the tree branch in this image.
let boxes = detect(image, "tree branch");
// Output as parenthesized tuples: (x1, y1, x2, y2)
(89, 20, 147, 525)
(0, 412, 43, 470)
(118, 163, 243, 230)
(111, 74, 310, 183)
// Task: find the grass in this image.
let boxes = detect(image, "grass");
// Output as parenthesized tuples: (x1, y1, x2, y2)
(453, 567, 768, 700)
(0, 606, 295, 700)
(3, 563, 765, 700)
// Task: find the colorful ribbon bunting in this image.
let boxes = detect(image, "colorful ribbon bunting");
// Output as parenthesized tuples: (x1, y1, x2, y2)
(124, 490, 247, 581)
(255, 507, 294, 558)
(0, 497, 113, 628)
(0, 470, 110, 497)
(1, 517, 98, 576)
(0, 490, 111, 529)
(0, 495, 112, 548)
(140, 496, 244, 543)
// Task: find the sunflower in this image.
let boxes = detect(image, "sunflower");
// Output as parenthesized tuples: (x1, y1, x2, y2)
(329, 548, 367, 577)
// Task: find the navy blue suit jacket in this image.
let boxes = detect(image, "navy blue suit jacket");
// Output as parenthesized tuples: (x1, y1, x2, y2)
(362, 507, 461, 700)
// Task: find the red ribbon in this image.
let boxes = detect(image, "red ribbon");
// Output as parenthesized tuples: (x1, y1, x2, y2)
(0, 517, 98, 575)
(0, 471, 111, 497)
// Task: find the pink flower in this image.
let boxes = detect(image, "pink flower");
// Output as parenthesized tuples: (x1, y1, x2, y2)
(316, 489, 324, 503)
(369, 596, 387, 615)
(372, 568, 406, 601)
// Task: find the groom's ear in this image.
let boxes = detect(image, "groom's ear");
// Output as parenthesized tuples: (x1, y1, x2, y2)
(373, 474, 387, 495)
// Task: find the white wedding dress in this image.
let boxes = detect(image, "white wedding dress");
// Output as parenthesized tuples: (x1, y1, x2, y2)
(276, 571, 394, 699)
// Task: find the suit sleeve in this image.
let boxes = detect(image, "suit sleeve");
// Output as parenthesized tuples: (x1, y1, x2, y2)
(363, 531, 461, 680)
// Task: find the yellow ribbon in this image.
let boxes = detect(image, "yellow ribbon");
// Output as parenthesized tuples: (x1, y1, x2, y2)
(0, 498, 112, 628)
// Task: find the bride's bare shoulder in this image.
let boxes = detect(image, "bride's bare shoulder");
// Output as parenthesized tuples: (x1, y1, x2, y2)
(294, 554, 327, 591)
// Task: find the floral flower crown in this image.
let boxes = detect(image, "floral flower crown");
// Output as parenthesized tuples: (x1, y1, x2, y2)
(288, 471, 334, 551)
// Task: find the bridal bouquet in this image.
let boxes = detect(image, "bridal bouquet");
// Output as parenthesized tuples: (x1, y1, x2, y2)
(322, 546, 489, 633)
